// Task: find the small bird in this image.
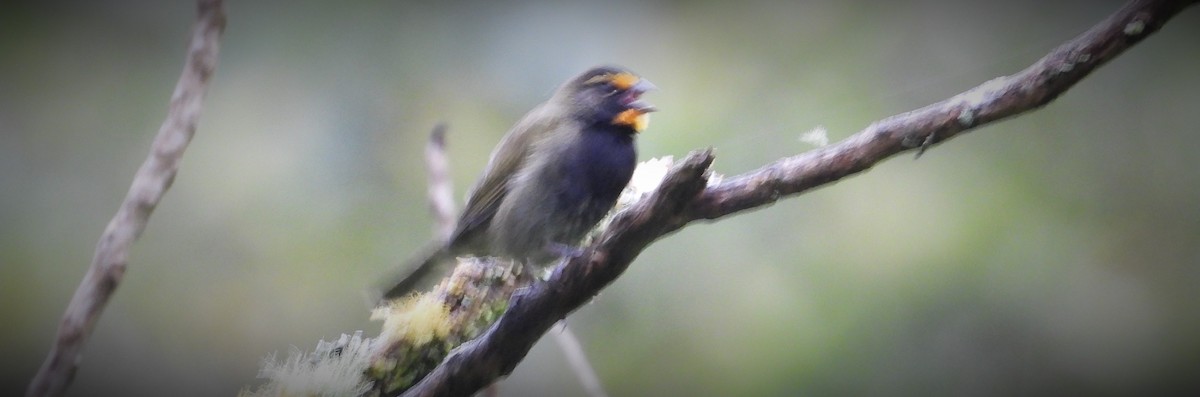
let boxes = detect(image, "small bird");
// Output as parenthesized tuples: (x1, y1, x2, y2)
(380, 65, 656, 300)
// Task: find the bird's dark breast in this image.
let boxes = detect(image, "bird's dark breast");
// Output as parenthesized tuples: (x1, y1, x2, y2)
(556, 125, 637, 236)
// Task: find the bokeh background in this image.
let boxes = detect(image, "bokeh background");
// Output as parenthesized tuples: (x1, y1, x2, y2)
(3, 1, 1199, 396)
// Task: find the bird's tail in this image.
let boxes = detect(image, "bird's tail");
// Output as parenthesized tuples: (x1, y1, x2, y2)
(374, 242, 453, 303)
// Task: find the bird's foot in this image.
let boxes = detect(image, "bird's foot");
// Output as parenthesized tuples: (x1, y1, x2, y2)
(545, 242, 586, 259)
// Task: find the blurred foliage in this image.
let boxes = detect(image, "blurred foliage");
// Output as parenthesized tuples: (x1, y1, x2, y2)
(1, 0, 1199, 396)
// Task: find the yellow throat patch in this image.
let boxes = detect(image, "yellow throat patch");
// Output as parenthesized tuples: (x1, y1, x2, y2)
(613, 108, 650, 132)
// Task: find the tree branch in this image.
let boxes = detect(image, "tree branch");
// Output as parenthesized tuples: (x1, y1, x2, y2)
(425, 123, 456, 241)
(26, 2, 226, 396)
(551, 322, 609, 397)
(688, 0, 1195, 222)
(399, 0, 1198, 395)
(418, 125, 610, 396)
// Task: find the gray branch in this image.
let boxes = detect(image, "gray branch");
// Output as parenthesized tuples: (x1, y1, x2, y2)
(25, 1, 226, 396)
(399, 0, 1199, 396)
(425, 123, 457, 241)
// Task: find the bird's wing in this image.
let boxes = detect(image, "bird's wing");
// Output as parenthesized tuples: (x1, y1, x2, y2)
(451, 104, 561, 245)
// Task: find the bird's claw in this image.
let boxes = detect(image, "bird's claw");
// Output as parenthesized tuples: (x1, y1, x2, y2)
(545, 242, 586, 259)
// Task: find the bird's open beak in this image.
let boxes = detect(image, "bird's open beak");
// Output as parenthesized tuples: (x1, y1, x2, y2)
(611, 74, 657, 132)
(627, 79, 657, 113)
(619, 77, 657, 115)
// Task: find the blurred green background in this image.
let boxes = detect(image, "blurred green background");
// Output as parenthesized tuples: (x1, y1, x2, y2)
(3, 1, 1199, 396)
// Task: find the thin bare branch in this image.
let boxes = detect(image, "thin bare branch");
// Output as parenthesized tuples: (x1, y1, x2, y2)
(418, 124, 609, 396)
(399, 0, 1198, 395)
(26, 1, 226, 396)
(552, 322, 608, 397)
(425, 123, 456, 241)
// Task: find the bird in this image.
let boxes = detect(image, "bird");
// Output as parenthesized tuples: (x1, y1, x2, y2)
(379, 65, 656, 300)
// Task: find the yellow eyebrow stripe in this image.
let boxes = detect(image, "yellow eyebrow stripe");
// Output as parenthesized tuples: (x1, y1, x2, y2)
(609, 72, 639, 90)
(584, 72, 640, 90)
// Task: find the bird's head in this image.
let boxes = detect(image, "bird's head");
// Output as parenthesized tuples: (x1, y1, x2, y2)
(557, 66, 657, 133)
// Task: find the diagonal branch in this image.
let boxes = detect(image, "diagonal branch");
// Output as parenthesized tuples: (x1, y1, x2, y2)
(399, 0, 1198, 396)
(686, 0, 1197, 222)
(404, 152, 713, 397)
(25, 1, 226, 397)
(420, 125, 610, 396)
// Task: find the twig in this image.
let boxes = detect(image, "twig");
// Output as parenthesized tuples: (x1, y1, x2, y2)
(425, 123, 456, 241)
(552, 322, 608, 397)
(420, 125, 501, 397)
(25, 1, 226, 397)
(417, 124, 609, 396)
(399, 0, 1198, 395)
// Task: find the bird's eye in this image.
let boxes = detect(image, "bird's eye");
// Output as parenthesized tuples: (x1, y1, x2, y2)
(582, 73, 625, 97)
(602, 83, 620, 96)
